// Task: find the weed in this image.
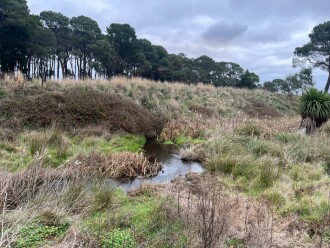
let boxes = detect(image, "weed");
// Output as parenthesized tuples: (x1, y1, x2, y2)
(14, 219, 69, 248)
(101, 229, 136, 248)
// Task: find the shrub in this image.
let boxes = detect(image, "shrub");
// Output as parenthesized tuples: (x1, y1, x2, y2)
(299, 88, 330, 134)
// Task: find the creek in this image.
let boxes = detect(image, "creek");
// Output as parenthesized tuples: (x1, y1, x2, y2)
(109, 139, 204, 191)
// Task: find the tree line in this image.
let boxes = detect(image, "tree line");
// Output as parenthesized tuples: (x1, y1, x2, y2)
(1, 1, 329, 92)
(0, 0, 260, 88)
(262, 68, 314, 95)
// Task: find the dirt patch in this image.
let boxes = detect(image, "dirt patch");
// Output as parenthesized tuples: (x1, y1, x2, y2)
(243, 100, 282, 118)
(0, 87, 163, 138)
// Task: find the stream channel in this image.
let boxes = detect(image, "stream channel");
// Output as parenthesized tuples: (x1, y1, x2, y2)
(109, 139, 204, 192)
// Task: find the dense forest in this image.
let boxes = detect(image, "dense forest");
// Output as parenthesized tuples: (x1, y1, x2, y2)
(0, 0, 262, 88)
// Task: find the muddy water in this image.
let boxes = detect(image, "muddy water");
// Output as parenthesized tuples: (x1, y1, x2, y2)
(109, 139, 204, 191)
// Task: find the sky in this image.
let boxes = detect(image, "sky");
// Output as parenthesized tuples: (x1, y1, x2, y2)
(27, 0, 330, 88)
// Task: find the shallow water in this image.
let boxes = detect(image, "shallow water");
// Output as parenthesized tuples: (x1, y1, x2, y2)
(109, 139, 204, 191)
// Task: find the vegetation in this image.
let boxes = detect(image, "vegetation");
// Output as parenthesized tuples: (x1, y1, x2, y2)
(294, 21, 330, 92)
(0, 77, 329, 247)
(0, 0, 263, 88)
(298, 88, 330, 134)
(263, 68, 314, 95)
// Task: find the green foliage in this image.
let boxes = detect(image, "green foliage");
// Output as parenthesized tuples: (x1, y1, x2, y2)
(101, 229, 136, 248)
(294, 21, 330, 92)
(237, 69, 260, 89)
(15, 220, 69, 248)
(299, 88, 330, 121)
(0, 0, 30, 72)
(0, 0, 261, 85)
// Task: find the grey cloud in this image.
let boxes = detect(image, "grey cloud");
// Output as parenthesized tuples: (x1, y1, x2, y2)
(202, 21, 248, 43)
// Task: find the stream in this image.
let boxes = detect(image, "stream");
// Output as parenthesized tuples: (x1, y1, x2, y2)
(108, 139, 205, 191)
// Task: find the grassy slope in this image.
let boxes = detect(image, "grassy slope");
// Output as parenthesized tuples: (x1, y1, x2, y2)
(1, 77, 329, 247)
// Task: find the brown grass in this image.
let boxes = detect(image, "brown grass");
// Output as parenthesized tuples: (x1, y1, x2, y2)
(0, 154, 75, 210)
(0, 87, 163, 138)
(160, 118, 207, 141)
(154, 173, 322, 247)
(75, 152, 162, 179)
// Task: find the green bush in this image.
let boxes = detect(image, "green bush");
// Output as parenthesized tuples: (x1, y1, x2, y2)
(299, 88, 330, 128)
(299, 88, 330, 120)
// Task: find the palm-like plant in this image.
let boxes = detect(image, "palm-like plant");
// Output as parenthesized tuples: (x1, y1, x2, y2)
(299, 88, 330, 134)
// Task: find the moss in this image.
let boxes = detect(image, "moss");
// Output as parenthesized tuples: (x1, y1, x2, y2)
(104, 134, 146, 153)
(164, 140, 175, 145)
(173, 135, 206, 146)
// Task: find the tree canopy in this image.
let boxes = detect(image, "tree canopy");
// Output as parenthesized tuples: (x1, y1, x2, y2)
(262, 68, 314, 95)
(0, 0, 263, 88)
(294, 21, 330, 92)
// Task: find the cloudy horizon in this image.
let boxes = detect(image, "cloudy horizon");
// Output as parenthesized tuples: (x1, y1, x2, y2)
(27, 0, 330, 88)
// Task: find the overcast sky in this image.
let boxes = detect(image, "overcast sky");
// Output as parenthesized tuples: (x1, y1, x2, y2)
(27, 0, 330, 88)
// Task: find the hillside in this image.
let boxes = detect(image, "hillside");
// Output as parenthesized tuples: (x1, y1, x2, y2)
(1, 78, 329, 247)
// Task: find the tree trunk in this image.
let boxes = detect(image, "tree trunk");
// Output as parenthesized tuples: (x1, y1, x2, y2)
(324, 56, 330, 92)
(299, 117, 316, 135)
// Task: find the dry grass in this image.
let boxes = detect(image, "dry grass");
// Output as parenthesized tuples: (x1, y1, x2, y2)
(75, 151, 162, 179)
(0, 155, 75, 211)
(160, 118, 207, 141)
(155, 173, 325, 247)
(4, 76, 296, 119)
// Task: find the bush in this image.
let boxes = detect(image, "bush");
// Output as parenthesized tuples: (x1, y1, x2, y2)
(299, 88, 330, 133)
